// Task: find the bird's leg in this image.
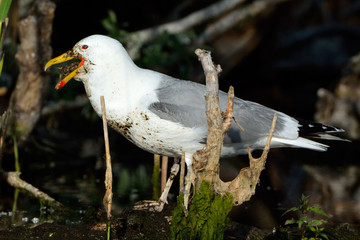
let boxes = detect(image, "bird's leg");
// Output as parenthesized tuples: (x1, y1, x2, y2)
(155, 157, 180, 211)
(161, 156, 169, 192)
(183, 170, 195, 214)
(179, 152, 186, 194)
(183, 155, 195, 214)
(133, 157, 180, 212)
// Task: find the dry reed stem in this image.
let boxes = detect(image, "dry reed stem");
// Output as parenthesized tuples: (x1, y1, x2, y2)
(100, 96, 113, 220)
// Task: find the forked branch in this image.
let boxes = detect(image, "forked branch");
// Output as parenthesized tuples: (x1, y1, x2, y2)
(193, 48, 277, 206)
(217, 113, 277, 205)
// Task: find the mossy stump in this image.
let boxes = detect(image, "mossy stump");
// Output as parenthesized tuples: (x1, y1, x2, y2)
(170, 181, 233, 240)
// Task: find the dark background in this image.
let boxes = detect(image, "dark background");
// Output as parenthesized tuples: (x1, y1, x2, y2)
(1, 0, 360, 230)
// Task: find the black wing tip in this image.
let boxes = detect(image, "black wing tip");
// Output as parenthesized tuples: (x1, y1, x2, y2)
(297, 119, 344, 136)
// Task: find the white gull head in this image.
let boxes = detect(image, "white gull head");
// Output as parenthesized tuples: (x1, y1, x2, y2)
(72, 35, 137, 83)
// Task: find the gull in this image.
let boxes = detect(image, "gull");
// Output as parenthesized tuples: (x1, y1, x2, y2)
(45, 35, 346, 210)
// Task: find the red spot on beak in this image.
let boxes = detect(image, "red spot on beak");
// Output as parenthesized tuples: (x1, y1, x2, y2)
(56, 80, 66, 89)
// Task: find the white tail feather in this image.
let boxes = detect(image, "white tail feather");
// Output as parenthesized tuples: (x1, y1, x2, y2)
(271, 137, 328, 151)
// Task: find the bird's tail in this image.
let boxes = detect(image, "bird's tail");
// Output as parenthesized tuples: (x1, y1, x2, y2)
(271, 136, 329, 151)
(271, 119, 349, 151)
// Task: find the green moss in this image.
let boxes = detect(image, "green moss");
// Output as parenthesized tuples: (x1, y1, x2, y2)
(170, 181, 233, 240)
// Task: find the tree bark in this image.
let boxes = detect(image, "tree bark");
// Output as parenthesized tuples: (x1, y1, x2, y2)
(9, 0, 55, 145)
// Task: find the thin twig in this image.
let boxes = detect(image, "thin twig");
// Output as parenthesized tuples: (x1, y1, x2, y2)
(223, 86, 235, 131)
(232, 117, 245, 131)
(248, 113, 277, 165)
(100, 96, 113, 221)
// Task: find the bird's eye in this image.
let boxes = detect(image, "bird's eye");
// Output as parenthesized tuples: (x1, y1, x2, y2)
(81, 45, 88, 50)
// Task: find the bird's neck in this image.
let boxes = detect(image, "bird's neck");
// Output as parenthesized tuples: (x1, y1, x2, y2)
(83, 61, 160, 121)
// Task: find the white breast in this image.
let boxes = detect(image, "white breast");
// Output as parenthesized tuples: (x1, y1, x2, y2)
(107, 106, 205, 157)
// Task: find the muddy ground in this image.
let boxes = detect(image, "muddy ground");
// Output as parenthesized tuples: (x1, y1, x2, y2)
(1, 204, 359, 240)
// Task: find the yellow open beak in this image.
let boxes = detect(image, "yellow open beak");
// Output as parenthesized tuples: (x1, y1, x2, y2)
(44, 52, 84, 89)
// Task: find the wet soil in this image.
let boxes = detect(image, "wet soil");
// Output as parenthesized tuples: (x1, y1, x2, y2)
(1, 204, 359, 240)
(0, 206, 172, 240)
(0, 202, 178, 240)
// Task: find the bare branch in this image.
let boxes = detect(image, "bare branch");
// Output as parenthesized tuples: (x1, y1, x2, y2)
(4, 171, 62, 208)
(127, 0, 246, 57)
(223, 86, 235, 131)
(131, 0, 244, 39)
(233, 117, 245, 132)
(194, 49, 223, 163)
(193, 48, 277, 207)
(192, 49, 227, 187)
(196, 0, 286, 44)
(218, 114, 277, 206)
(195, 49, 222, 98)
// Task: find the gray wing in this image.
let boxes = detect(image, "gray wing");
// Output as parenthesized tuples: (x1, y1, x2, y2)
(149, 75, 300, 145)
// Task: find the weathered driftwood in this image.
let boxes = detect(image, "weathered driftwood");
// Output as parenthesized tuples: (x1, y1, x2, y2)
(192, 49, 277, 206)
(4, 171, 62, 208)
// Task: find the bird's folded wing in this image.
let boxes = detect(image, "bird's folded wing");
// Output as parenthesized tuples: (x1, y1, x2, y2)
(149, 76, 301, 146)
